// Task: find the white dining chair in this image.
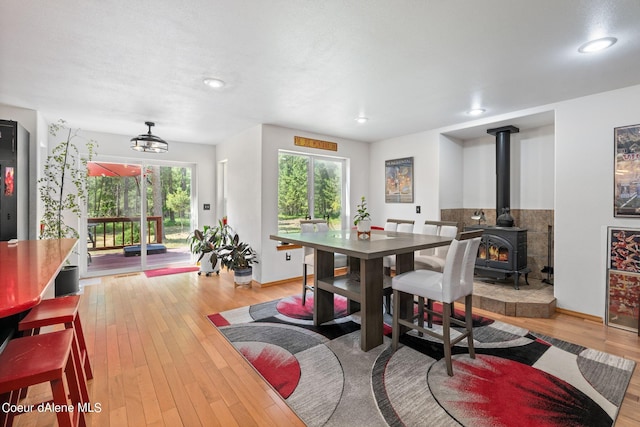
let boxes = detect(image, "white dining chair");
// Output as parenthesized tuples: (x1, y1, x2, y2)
(391, 230, 482, 376)
(414, 222, 459, 273)
(383, 220, 415, 275)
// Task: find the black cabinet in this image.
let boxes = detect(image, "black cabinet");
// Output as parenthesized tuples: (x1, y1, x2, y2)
(0, 120, 29, 241)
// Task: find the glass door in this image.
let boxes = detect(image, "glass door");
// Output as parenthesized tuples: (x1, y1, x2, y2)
(85, 161, 145, 276)
(84, 161, 194, 277)
(144, 164, 193, 269)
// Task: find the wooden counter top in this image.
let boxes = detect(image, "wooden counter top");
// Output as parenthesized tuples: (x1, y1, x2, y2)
(0, 239, 77, 317)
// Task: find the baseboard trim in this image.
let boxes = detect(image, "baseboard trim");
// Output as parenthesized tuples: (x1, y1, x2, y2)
(555, 307, 603, 323)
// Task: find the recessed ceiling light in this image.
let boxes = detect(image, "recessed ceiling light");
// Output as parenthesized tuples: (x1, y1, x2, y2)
(203, 78, 226, 88)
(467, 108, 485, 116)
(355, 116, 369, 124)
(578, 37, 617, 53)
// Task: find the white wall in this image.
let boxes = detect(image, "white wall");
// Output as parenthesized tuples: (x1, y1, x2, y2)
(462, 125, 555, 210)
(259, 124, 370, 284)
(369, 131, 441, 225)
(554, 85, 640, 317)
(439, 134, 464, 210)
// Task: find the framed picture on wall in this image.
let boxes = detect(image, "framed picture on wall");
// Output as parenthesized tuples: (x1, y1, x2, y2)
(614, 123, 640, 217)
(607, 227, 640, 332)
(385, 157, 413, 203)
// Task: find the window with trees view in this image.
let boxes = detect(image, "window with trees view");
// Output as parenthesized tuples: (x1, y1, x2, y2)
(278, 151, 345, 233)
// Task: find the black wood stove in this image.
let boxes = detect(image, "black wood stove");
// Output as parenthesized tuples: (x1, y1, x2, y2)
(466, 225, 530, 289)
(467, 125, 530, 289)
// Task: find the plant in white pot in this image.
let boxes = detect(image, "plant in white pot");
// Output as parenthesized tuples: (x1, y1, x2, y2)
(186, 220, 233, 276)
(39, 120, 97, 296)
(354, 196, 371, 239)
(216, 232, 258, 287)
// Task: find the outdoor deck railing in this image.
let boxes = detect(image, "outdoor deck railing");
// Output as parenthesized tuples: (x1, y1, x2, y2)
(88, 216, 163, 251)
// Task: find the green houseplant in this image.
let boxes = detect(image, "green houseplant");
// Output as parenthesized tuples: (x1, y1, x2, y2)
(353, 196, 371, 239)
(186, 220, 233, 276)
(216, 232, 258, 286)
(38, 119, 97, 295)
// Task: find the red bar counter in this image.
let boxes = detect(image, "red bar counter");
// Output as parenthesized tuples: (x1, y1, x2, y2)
(0, 239, 77, 317)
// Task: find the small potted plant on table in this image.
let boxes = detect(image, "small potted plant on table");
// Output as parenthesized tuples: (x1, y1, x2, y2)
(354, 196, 371, 239)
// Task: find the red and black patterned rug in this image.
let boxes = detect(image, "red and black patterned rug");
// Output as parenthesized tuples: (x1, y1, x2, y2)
(208, 294, 635, 427)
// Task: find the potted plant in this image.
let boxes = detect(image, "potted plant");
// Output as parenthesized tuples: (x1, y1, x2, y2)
(354, 196, 371, 239)
(186, 220, 233, 276)
(216, 232, 258, 287)
(39, 119, 97, 296)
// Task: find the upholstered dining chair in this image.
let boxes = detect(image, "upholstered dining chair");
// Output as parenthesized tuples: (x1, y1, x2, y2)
(301, 219, 347, 305)
(383, 219, 415, 275)
(391, 230, 483, 376)
(414, 221, 459, 273)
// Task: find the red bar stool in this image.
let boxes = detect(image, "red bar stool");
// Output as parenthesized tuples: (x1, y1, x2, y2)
(0, 329, 87, 427)
(18, 295, 93, 381)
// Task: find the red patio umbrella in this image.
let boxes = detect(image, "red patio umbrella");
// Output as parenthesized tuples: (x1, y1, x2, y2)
(87, 162, 141, 177)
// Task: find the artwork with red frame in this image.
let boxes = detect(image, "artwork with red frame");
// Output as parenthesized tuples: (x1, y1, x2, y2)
(608, 227, 640, 332)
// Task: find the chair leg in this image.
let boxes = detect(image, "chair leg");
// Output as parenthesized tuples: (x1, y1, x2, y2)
(442, 302, 453, 376)
(426, 299, 433, 328)
(465, 295, 476, 359)
(392, 290, 400, 351)
(302, 264, 308, 305)
(417, 296, 424, 337)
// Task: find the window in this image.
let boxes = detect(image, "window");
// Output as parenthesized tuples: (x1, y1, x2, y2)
(278, 151, 345, 233)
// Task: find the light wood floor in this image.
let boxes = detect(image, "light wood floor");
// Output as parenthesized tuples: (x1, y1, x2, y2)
(12, 270, 640, 426)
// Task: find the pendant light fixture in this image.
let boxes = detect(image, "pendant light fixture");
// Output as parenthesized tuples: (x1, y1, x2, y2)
(130, 121, 168, 153)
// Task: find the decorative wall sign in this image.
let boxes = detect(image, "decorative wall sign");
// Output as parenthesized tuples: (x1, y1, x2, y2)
(385, 157, 414, 203)
(294, 136, 337, 151)
(607, 227, 640, 331)
(614, 123, 640, 217)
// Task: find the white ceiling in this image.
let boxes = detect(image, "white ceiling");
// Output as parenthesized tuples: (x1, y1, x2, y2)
(1, 1, 639, 145)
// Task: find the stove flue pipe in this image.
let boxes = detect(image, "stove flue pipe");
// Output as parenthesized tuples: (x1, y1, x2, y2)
(487, 125, 519, 222)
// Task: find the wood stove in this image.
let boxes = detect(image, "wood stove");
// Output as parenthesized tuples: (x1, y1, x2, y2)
(467, 125, 530, 289)
(466, 225, 530, 289)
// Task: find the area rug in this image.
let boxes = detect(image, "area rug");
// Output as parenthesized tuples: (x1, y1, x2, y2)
(208, 294, 636, 427)
(144, 266, 199, 278)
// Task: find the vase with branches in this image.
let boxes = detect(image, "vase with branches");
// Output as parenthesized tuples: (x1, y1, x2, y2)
(354, 196, 371, 239)
(38, 119, 97, 295)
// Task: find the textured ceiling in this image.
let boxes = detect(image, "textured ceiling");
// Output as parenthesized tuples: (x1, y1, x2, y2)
(1, 0, 639, 144)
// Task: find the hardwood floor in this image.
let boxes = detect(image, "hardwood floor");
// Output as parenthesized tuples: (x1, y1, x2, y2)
(12, 271, 640, 426)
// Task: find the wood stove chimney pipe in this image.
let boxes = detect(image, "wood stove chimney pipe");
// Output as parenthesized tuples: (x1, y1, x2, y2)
(487, 125, 519, 224)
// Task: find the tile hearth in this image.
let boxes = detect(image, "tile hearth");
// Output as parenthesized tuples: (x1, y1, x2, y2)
(472, 278, 556, 318)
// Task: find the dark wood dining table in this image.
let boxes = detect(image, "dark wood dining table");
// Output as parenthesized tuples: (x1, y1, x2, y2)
(0, 238, 77, 318)
(270, 229, 452, 351)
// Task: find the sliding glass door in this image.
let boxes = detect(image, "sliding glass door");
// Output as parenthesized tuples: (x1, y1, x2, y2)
(84, 161, 193, 277)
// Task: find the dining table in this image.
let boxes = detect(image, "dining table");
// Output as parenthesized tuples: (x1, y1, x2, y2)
(0, 238, 77, 318)
(270, 229, 453, 351)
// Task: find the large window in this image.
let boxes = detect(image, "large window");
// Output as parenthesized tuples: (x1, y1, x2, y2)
(278, 151, 345, 233)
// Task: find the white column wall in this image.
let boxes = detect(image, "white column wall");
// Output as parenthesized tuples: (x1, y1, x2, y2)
(215, 125, 263, 280)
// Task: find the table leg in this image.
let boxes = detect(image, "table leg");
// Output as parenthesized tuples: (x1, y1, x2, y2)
(347, 256, 361, 313)
(395, 252, 415, 335)
(360, 257, 384, 351)
(314, 249, 335, 326)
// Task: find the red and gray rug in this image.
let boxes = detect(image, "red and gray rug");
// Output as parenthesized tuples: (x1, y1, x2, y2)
(208, 294, 635, 427)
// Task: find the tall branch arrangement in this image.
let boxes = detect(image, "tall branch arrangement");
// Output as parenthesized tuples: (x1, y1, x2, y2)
(39, 120, 97, 240)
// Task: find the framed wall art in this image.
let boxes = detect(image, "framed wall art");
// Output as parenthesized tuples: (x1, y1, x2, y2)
(385, 157, 413, 203)
(614, 123, 640, 217)
(607, 227, 640, 331)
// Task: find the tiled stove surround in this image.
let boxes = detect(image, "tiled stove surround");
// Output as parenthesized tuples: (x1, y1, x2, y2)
(441, 209, 554, 281)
